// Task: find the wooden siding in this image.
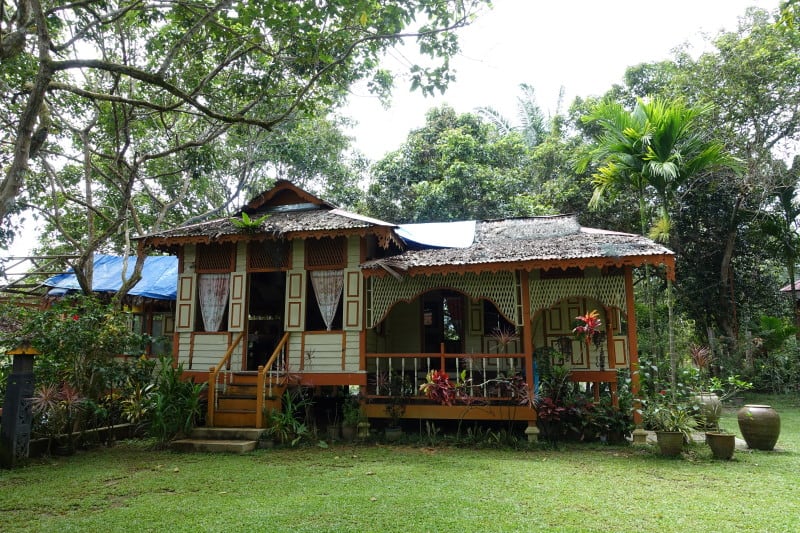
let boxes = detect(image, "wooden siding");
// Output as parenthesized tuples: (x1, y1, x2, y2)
(179, 332, 241, 371)
(301, 332, 345, 372)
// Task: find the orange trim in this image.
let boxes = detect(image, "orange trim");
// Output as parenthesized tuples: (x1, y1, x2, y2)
(520, 270, 534, 392)
(624, 266, 642, 423)
(362, 254, 676, 279)
(341, 332, 347, 371)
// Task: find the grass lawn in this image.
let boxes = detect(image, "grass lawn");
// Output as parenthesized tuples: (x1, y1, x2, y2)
(2, 394, 799, 532)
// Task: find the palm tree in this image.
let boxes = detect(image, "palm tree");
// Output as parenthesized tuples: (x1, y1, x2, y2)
(761, 157, 800, 334)
(477, 83, 560, 148)
(582, 97, 733, 243)
(580, 96, 737, 398)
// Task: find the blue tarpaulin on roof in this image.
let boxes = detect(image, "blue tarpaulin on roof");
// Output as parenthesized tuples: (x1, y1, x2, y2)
(44, 254, 177, 300)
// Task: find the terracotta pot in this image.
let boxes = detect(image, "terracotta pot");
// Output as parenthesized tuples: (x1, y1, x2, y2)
(691, 392, 722, 429)
(384, 426, 403, 442)
(655, 431, 685, 457)
(341, 424, 356, 442)
(737, 404, 780, 450)
(706, 432, 735, 460)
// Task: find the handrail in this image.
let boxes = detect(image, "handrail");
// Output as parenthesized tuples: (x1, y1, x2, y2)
(206, 330, 246, 427)
(256, 332, 291, 428)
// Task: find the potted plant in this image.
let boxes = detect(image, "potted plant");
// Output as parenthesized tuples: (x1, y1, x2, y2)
(643, 400, 694, 457)
(384, 373, 409, 441)
(705, 428, 736, 460)
(341, 396, 362, 442)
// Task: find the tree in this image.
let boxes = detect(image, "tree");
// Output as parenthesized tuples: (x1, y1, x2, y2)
(1, 0, 488, 300)
(580, 97, 732, 244)
(366, 105, 543, 223)
(477, 83, 552, 148)
(580, 96, 735, 397)
(0, 0, 490, 225)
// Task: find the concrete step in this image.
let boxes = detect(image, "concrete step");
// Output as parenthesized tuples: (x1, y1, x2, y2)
(171, 438, 257, 454)
(190, 427, 267, 440)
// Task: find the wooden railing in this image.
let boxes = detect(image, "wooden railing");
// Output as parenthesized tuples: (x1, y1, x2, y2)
(365, 350, 528, 402)
(255, 332, 291, 429)
(206, 331, 246, 427)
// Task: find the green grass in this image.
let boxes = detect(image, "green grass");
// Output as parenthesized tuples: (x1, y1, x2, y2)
(2, 395, 799, 532)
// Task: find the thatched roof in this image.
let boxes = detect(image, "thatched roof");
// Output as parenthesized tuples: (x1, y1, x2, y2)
(363, 215, 674, 276)
(137, 180, 400, 249)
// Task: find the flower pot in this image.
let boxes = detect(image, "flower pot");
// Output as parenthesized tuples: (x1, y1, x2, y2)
(384, 426, 403, 442)
(341, 424, 356, 442)
(655, 431, 685, 457)
(691, 392, 722, 429)
(737, 404, 780, 450)
(327, 425, 341, 442)
(706, 432, 735, 460)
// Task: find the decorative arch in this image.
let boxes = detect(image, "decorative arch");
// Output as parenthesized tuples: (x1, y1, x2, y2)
(530, 275, 626, 315)
(367, 272, 520, 328)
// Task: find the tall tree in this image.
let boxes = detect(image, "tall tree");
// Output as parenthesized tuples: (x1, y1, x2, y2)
(0, 0, 490, 225)
(366, 105, 543, 223)
(580, 96, 735, 396)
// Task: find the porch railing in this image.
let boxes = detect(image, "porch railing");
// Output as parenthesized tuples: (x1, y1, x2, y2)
(207, 330, 246, 427)
(365, 350, 528, 403)
(255, 332, 290, 429)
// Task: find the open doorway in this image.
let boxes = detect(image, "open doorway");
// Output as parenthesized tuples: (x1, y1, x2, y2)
(246, 271, 285, 370)
(422, 290, 465, 355)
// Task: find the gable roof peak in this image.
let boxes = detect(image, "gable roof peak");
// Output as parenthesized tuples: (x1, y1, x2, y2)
(240, 180, 337, 215)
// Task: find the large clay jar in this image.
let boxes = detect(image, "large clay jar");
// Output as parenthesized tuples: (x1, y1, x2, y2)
(737, 404, 781, 450)
(692, 392, 722, 428)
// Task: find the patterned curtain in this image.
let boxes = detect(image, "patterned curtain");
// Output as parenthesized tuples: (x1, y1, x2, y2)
(310, 270, 344, 331)
(198, 273, 230, 332)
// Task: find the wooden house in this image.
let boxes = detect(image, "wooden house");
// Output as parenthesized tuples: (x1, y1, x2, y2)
(137, 181, 674, 432)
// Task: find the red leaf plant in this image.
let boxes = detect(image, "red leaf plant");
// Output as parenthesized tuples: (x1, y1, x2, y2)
(572, 309, 602, 346)
(419, 369, 456, 406)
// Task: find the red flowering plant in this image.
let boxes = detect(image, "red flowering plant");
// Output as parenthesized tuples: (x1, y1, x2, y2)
(572, 309, 602, 346)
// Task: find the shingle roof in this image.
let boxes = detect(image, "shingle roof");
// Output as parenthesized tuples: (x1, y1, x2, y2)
(363, 215, 673, 273)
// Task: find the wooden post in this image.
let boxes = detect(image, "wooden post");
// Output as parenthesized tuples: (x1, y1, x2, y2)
(1, 344, 39, 468)
(207, 366, 216, 428)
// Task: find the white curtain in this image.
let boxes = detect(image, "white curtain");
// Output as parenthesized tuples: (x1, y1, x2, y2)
(310, 270, 344, 331)
(198, 273, 230, 332)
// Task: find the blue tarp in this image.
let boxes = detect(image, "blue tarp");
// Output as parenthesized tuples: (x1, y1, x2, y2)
(396, 220, 476, 249)
(44, 254, 178, 300)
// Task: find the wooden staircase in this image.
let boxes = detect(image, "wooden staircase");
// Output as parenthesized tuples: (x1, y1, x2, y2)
(211, 372, 285, 428)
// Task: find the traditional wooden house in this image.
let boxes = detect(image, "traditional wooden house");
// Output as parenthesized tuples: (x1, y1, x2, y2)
(137, 181, 674, 433)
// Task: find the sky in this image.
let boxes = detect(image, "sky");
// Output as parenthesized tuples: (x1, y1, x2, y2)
(342, 0, 783, 161)
(3, 0, 784, 261)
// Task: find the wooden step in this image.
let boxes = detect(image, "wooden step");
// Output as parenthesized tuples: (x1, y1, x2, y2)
(213, 410, 260, 428)
(217, 397, 258, 411)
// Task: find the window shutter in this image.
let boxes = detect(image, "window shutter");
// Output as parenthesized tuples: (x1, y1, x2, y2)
(343, 268, 362, 331)
(176, 273, 196, 332)
(228, 272, 246, 331)
(284, 270, 306, 331)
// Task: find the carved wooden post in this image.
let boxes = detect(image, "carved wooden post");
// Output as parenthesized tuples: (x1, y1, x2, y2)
(1, 343, 39, 468)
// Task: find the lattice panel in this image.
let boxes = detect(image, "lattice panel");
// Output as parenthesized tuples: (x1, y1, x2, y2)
(248, 240, 290, 270)
(531, 275, 626, 312)
(196, 243, 234, 272)
(305, 237, 346, 269)
(368, 272, 519, 328)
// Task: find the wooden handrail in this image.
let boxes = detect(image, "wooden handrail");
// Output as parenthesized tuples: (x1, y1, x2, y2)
(256, 332, 290, 429)
(206, 330, 246, 427)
